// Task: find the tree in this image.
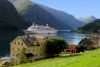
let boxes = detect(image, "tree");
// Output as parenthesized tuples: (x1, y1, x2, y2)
(78, 44, 85, 52)
(46, 37, 68, 57)
(18, 49, 27, 64)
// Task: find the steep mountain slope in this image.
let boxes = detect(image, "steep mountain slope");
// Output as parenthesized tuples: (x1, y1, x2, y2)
(0, 0, 31, 30)
(81, 19, 100, 30)
(9, 0, 84, 30)
(79, 16, 97, 24)
(39, 4, 84, 29)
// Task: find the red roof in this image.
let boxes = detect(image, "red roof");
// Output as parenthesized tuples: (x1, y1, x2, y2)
(68, 45, 78, 50)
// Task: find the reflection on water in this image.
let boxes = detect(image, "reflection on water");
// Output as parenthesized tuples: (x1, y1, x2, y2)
(0, 30, 24, 57)
(0, 31, 94, 57)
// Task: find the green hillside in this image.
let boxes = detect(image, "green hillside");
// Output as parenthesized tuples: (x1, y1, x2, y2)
(0, 0, 31, 30)
(15, 0, 34, 12)
(77, 19, 100, 33)
(82, 19, 100, 30)
(13, 48, 100, 67)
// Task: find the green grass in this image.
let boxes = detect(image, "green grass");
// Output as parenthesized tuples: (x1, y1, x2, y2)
(15, 1, 34, 12)
(13, 49, 100, 67)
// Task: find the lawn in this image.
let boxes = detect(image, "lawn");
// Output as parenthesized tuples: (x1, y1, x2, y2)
(13, 49, 100, 67)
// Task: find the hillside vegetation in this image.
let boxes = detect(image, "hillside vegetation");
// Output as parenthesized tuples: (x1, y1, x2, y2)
(13, 48, 100, 67)
(0, 0, 31, 30)
(82, 19, 100, 30)
(77, 19, 100, 33)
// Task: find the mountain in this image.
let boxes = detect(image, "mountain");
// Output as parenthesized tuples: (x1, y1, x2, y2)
(81, 19, 100, 31)
(79, 16, 97, 24)
(9, 0, 84, 30)
(38, 4, 84, 30)
(0, 0, 31, 30)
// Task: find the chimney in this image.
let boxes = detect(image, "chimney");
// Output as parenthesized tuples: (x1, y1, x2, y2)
(27, 35, 30, 39)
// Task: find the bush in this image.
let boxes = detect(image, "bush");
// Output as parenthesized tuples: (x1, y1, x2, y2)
(18, 50, 27, 64)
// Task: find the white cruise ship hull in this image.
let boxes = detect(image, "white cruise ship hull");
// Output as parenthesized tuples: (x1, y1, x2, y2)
(24, 30, 57, 34)
(24, 23, 58, 34)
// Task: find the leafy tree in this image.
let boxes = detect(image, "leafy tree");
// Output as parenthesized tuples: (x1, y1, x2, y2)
(78, 44, 85, 52)
(18, 49, 27, 64)
(46, 37, 68, 57)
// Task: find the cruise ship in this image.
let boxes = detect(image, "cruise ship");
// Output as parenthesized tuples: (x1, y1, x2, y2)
(24, 24, 58, 34)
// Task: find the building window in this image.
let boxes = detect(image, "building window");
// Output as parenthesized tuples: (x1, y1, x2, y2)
(13, 54, 15, 56)
(40, 54, 42, 56)
(16, 54, 19, 57)
(41, 42, 44, 45)
(24, 48, 26, 51)
(14, 42, 16, 45)
(18, 48, 20, 51)
(18, 42, 20, 45)
(21, 43, 23, 46)
(43, 38, 45, 40)
(41, 43, 43, 45)
(35, 54, 38, 57)
(40, 48, 42, 51)
(12, 47, 14, 50)
(28, 49, 30, 52)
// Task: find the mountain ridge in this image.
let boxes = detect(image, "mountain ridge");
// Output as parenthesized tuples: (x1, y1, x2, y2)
(0, 0, 32, 30)
(38, 4, 84, 28)
(9, 0, 84, 30)
(79, 15, 97, 24)
(81, 19, 100, 30)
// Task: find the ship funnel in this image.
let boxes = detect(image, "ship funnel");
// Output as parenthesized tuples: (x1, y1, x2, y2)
(33, 23, 35, 26)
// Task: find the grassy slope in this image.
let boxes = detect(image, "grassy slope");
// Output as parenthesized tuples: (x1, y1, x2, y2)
(13, 49, 100, 67)
(15, 1, 34, 12)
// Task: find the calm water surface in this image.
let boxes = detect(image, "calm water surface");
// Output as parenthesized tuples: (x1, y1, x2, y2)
(0, 31, 94, 57)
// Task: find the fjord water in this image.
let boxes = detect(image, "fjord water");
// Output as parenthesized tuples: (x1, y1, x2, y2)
(0, 31, 94, 57)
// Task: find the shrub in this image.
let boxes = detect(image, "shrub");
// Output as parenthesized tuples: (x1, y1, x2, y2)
(18, 50, 27, 64)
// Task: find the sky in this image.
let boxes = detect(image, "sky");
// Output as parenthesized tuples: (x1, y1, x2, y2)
(31, 0, 100, 18)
